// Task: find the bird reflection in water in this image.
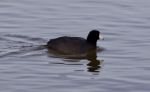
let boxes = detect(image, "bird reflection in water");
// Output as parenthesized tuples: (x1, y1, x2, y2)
(47, 48, 104, 73)
(86, 50, 103, 72)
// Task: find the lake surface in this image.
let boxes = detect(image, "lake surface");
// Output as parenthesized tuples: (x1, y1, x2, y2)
(0, 0, 150, 92)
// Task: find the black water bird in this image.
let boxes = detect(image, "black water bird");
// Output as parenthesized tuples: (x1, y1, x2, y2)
(47, 30, 103, 55)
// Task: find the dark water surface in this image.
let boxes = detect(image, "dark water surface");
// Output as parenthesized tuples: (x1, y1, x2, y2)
(0, 0, 150, 92)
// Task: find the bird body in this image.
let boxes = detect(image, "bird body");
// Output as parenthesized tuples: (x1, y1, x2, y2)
(47, 36, 96, 54)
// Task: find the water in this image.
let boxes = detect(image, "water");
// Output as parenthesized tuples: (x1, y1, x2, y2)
(0, 0, 150, 92)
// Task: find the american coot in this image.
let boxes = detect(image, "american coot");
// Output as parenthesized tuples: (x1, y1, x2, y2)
(47, 30, 103, 55)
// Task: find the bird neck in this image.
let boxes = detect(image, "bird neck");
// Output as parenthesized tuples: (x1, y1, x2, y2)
(87, 39, 97, 47)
